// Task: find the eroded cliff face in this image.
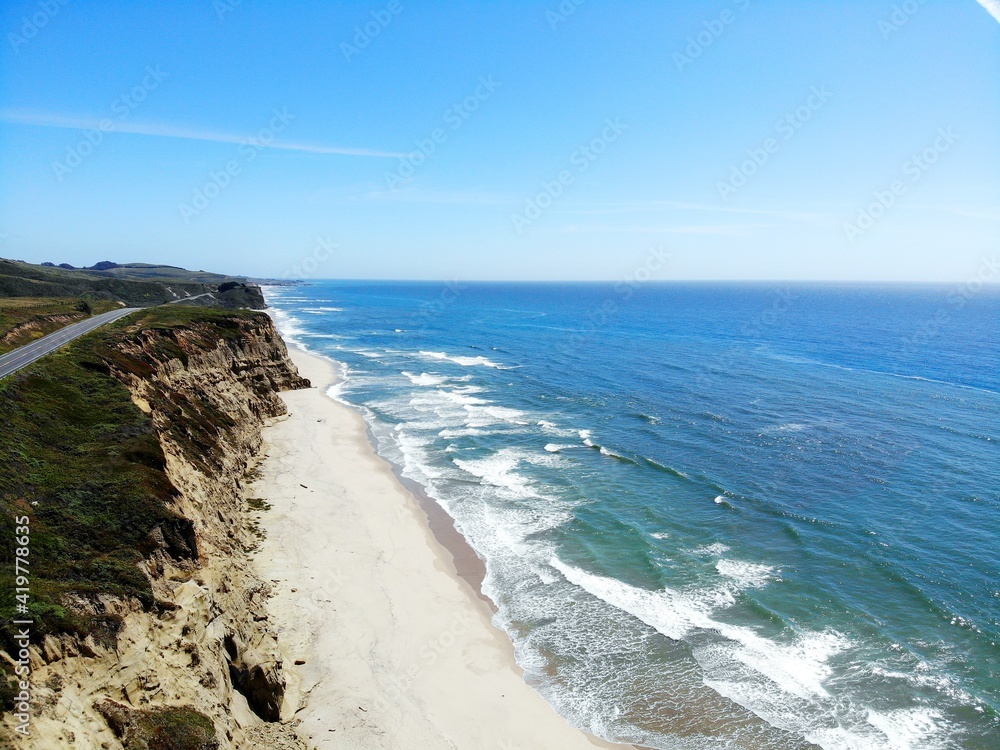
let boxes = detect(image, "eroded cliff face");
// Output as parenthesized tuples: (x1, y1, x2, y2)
(1, 313, 87, 347)
(3, 313, 312, 749)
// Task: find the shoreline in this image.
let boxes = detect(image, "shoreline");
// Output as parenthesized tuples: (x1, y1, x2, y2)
(252, 344, 626, 749)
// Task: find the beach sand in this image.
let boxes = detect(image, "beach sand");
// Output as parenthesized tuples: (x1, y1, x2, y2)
(252, 346, 623, 749)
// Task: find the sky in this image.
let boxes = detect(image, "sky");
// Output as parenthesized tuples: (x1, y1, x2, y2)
(0, 0, 998, 282)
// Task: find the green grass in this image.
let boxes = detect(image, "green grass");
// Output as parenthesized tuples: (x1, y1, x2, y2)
(0, 297, 120, 355)
(0, 307, 272, 652)
(246, 498, 271, 512)
(96, 700, 219, 750)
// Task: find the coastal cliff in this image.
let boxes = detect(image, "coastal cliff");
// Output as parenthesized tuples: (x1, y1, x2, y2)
(0, 308, 311, 749)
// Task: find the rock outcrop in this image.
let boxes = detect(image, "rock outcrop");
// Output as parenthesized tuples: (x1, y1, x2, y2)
(0, 312, 311, 749)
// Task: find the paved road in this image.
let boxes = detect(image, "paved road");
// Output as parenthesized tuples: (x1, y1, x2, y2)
(167, 292, 216, 304)
(0, 307, 142, 380)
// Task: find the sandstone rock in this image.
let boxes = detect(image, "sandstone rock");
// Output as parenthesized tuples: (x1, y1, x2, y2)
(42, 635, 63, 663)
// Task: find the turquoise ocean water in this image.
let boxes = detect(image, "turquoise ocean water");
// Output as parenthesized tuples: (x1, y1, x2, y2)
(266, 281, 999, 750)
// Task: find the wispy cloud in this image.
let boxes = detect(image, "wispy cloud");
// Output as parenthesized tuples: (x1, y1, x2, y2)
(556, 223, 776, 236)
(0, 109, 408, 158)
(975, 0, 1000, 23)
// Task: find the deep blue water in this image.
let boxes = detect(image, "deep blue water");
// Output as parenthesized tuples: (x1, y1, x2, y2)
(266, 282, 999, 750)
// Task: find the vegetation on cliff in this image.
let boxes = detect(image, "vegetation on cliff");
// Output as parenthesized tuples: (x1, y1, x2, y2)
(96, 700, 220, 750)
(0, 308, 293, 653)
(0, 297, 122, 355)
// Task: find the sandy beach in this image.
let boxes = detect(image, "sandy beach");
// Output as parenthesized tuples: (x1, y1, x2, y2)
(251, 346, 621, 749)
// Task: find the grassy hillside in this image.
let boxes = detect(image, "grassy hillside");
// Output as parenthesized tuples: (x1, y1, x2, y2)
(0, 297, 122, 355)
(0, 258, 266, 309)
(60, 261, 240, 285)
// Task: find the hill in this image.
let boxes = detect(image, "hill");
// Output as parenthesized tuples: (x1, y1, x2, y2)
(42, 260, 242, 286)
(0, 258, 267, 309)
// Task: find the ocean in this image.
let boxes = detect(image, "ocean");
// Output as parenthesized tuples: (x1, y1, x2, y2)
(264, 281, 999, 750)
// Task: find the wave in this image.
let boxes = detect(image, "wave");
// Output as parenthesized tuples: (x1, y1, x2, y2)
(450, 449, 573, 537)
(401, 371, 449, 387)
(598, 446, 639, 465)
(438, 427, 494, 439)
(643, 457, 691, 480)
(549, 557, 960, 750)
(544, 443, 577, 453)
(575, 430, 637, 464)
(549, 557, 834, 687)
(630, 411, 662, 425)
(713, 495, 737, 510)
(538, 420, 578, 437)
(418, 350, 506, 368)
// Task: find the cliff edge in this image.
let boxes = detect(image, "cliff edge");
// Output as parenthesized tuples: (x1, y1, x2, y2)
(0, 307, 311, 749)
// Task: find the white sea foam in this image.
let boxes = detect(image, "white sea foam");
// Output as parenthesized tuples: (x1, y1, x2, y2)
(464, 404, 530, 428)
(394, 428, 445, 482)
(418, 350, 504, 368)
(550, 555, 960, 750)
(549, 557, 897, 747)
(402, 371, 449, 387)
(538, 420, 578, 437)
(797, 706, 958, 750)
(870, 663, 975, 706)
(442, 391, 490, 407)
(438, 427, 493, 439)
(446, 449, 575, 548)
(267, 308, 309, 349)
(454, 450, 540, 500)
(552, 557, 714, 639)
(649, 532, 670, 540)
(716, 559, 777, 589)
(863, 708, 954, 750)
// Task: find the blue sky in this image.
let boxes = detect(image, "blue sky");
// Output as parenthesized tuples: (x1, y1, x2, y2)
(1, 0, 998, 281)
